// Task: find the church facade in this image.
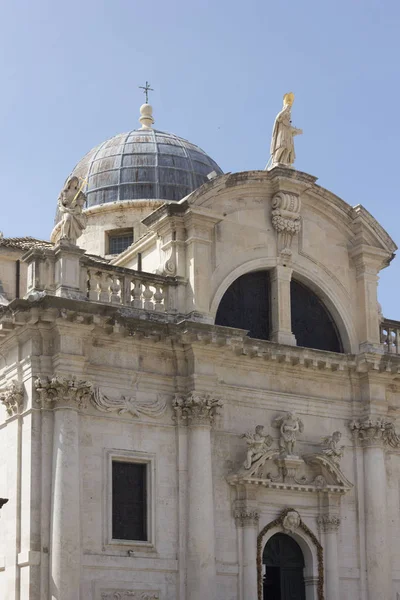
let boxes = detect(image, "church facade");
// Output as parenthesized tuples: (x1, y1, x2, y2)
(1, 99, 400, 600)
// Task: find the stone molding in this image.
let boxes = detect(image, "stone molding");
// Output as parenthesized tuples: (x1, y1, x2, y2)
(173, 392, 222, 426)
(257, 508, 323, 600)
(271, 191, 301, 257)
(101, 593, 159, 600)
(234, 509, 260, 527)
(350, 417, 400, 449)
(35, 375, 93, 410)
(317, 514, 341, 533)
(0, 380, 24, 416)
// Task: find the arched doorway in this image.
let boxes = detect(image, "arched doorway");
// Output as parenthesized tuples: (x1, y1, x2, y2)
(263, 533, 306, 600)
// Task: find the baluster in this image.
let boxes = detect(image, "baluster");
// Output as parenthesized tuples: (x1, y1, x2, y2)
(132, 279, 143, 309)
(109, 275, 121, 304)
(143, 283, 154, 310)
(88, 269, 99, 301)
(396, 328, 400, 354)
(153, 285, 165, 312)
(98, 272, 110, 303)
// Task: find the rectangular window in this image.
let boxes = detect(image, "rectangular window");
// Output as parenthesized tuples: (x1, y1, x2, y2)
(108, 230, 134, 255)
(112, 461, 147, 541)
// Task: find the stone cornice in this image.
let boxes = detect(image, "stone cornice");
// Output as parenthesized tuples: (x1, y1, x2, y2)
(173, 392, 222, 426)
(3, 300, 400, 378)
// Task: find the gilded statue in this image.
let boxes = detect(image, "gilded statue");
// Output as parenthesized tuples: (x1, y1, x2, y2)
(268, 92, 302, 169)
(58, 176, 87, 245)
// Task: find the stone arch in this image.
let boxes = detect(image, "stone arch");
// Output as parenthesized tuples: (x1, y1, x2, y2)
(257, 508, 323, 600)
(210, 256, 356, 353)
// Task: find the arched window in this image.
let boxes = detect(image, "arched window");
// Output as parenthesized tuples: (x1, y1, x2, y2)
(215, 271, 270, 340)
(263, 533, 306, 600)
(290, 279, 342, 353)
(215, 271, 343, 353)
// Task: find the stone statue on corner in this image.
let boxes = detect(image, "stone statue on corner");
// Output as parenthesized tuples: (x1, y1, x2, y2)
(267, 92, 302, 169)
(58, 176, 87, 245)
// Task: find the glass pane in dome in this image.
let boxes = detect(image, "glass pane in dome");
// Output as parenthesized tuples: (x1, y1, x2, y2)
(192, 160, 215, 176)
(90, 156, 121, 174)
(194, 174, 208, 188)
(159, 168, 192, 186)
(122, 154, 156, 167)
(155, 135, 181, 146)
(96, 146, 123, 159)
(121, 167, 156, 183)
(157, 144, 185, 157)
(159, 184, 190, 201)
(123, 142, 156, 154)
(187, 148, 212, 164)
(126, 134, 153, 144)
(87, 188, 118, 206)
(89, 170, 119, 189)
(119, 183, 157, 200)
(158, 154, 190, 169)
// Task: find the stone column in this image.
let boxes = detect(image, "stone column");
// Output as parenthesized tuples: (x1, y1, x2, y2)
(35, 376, 93, 600)
(350, 419, 392, 600)
(173, 392, 222, 600)
(235, 509, 259, 600)
(317, 514, 341, 600)
(270, 266, 296, 346)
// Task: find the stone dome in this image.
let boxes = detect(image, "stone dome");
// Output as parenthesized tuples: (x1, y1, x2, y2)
(55, 128, 223, 221)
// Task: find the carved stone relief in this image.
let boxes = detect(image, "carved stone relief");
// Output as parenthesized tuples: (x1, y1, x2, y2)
(34, 374, 168, 418)
(317, 514, 341, 533)
(350, 417, 400, 448)
(100, 592, 159, 600)
(0, 380, 24, 416)
(173, 392, 222, 426)
(234, 508, 260, 527)
(270, 191, 301, 258)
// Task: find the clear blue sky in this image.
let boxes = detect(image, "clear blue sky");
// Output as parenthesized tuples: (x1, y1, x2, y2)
(1, 0, 399, 317)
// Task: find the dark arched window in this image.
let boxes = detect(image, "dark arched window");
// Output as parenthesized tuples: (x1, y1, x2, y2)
(215, 271, 270, 340)
(291, 279, 342, 353)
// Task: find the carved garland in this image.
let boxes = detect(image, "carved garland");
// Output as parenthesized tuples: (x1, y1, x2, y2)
(257, 507, 324, 600)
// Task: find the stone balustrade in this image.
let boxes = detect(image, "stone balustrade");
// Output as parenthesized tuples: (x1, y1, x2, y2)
(380, 319, 400, 353)
(22, 244, 181, 314)
(82, 259, 173, 312)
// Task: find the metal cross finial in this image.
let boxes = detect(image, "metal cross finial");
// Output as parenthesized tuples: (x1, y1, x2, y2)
(139, 81, 154, 104)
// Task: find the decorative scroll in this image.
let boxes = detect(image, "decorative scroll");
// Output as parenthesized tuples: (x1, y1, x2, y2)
(92, 388, 167, 418)
(271, 191, 301, 257)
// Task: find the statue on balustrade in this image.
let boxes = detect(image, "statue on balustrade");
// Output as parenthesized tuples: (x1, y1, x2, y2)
(268, 92, 303, 169)
(58, 176, 87, 245)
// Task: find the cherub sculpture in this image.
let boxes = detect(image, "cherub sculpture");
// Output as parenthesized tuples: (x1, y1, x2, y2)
(58, 176, 87, 245)
(321, 431, 345, 464)
(274, 411, 304, 457)
(241, 425, 273, 469)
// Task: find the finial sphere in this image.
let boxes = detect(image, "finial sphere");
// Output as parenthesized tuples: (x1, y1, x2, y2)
(139, 103, 154, 130)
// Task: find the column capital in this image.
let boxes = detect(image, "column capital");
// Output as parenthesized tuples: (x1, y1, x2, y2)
(0, 380, 24, 417)
(234, 509, 259, 527)
(317, 514, 341, 533)
(173, 391, 222, 426)
(35, 375, 93, 410)
(349, 417, 400, 449)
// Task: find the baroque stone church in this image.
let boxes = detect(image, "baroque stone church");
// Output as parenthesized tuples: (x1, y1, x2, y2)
(0, 93, 400, 600)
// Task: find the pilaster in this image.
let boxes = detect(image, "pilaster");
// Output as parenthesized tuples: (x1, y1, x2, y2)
(234, 508, 259, 600)
(270, 265, 296, 346)
(173, 392, 222, 600)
